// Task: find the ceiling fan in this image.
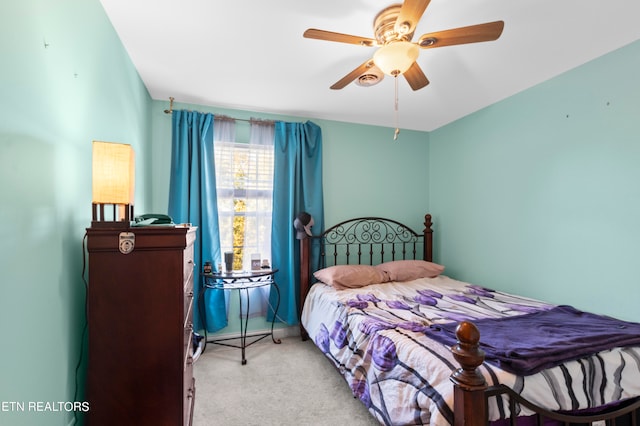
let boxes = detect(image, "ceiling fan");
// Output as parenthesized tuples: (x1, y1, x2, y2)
(303, 0, 504, 91)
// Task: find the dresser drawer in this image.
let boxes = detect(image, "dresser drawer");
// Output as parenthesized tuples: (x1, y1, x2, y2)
(183, 299, 194, 368)
(184, 279, 194, 322)
(184, 331, 194, 371)
(184, 377, 195, 426)
(183, 244, 194, 283)
(184, 267, 194, 293)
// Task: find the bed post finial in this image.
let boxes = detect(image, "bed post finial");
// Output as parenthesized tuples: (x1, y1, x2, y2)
(450, 321, 487, 426)
(451, 321, 486, 387)
(423, 214, 433, 262)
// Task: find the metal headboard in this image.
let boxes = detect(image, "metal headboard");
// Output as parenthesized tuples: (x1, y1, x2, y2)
(298, 214, 433, 338)
(315, 216, 428, 268)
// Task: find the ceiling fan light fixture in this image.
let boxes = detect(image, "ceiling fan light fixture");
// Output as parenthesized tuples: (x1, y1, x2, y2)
(373, 41, 419, 76)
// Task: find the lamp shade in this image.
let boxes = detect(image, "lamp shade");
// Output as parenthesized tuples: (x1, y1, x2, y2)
(373, 41, 420, 76)
(92, 141, 135, 205)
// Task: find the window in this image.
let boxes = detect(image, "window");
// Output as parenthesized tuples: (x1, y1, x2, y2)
(214, 125, 274, 271)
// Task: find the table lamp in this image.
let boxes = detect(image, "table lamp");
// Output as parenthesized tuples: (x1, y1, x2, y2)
(91, 141, 135, 228)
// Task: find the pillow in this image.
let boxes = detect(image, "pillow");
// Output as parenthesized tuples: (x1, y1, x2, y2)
(375, 260, 445, 282)
(314, 265, 390, 290)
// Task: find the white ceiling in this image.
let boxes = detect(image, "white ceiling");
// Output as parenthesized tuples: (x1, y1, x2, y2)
(99, 0, 640, 132)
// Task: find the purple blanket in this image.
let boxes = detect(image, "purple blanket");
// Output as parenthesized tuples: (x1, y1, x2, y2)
(426, 305, 640, 375)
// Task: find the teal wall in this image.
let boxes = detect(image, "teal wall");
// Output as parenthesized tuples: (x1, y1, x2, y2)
(0, 0, 152, 425)
(429, 40, 640, 322)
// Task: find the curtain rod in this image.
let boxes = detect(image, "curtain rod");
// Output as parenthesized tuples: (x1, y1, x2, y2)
(163, 97, 275, 124)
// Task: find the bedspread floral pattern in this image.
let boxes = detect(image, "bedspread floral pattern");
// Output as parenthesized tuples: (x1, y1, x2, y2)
(306, 277, 554, 425)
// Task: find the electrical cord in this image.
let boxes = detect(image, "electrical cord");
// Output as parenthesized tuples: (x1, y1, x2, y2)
(73, 232, 89, 425)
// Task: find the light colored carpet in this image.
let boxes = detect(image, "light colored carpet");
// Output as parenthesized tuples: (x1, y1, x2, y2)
(193, 335, 380, 426)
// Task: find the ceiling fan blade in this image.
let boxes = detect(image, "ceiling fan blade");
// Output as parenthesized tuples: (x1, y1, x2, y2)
(417, 21, 504, 49)
(304, 29, 376, 47)
(404, 62, 429, 91)
(330, 60, 375, 90)
(395, 0, 431, 36)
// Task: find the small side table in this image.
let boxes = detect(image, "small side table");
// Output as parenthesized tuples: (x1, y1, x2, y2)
(201, 269, 281, 364)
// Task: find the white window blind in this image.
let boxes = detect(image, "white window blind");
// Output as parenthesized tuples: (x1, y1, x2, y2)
(214, 133, 274, 271)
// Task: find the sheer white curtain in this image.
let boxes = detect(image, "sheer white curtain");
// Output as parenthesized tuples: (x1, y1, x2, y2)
(211, 117, 236, 320)
(213, 117, 237, 259)
(213, 117, 275, 319)
(243, 120, 274, 271)
(240, 120, 274, 317)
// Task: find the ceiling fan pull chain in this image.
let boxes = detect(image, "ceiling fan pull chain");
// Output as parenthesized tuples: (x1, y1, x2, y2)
(394, 76, 400, 140)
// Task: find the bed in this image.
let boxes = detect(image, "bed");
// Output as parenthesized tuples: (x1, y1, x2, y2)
(297, 214, 640, 425)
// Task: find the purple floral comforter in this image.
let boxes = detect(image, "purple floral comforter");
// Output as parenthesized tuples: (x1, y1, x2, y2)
(301, 275, 640, 425)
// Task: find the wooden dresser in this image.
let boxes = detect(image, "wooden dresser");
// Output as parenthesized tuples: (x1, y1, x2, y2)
(86, 225, 197, 426)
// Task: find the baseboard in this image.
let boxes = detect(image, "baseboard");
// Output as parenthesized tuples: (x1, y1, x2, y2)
(273, 325, 300, 339)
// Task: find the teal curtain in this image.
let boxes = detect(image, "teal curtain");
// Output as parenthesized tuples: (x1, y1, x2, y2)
(270, 121, 324, 325)
(168, 110, 227, 332)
